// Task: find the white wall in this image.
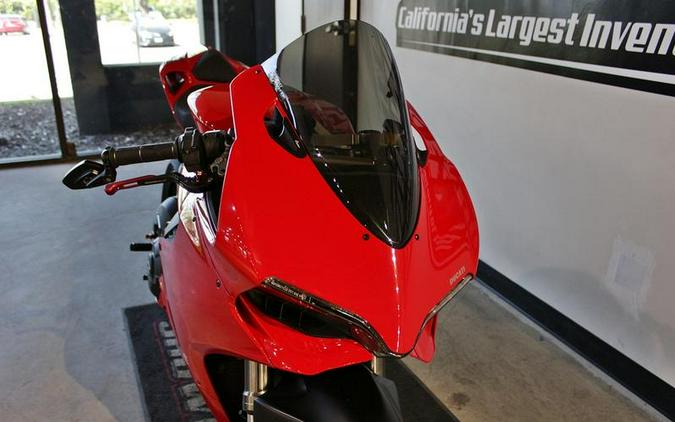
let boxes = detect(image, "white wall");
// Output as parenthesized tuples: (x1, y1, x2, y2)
(275, 0, 302, 52)
(303, 0, 344, 30)
(362, 2, 675, 386)
(275, 0, 345, 52)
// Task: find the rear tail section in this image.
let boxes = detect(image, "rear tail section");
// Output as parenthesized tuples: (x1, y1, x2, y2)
(159, 49, 247, 129)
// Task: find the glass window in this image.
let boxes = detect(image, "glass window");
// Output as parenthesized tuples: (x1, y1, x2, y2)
(0, 1, 63, 160)
(94, 0, 201, 65)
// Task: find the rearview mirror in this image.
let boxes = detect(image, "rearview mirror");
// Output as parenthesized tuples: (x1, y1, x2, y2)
(62, 160, 114, 190)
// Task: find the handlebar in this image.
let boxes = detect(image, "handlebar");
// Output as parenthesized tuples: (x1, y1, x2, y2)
(100, 128, 231, 173)
(103, 141, 180, 168)
(62, 127, 233, 193)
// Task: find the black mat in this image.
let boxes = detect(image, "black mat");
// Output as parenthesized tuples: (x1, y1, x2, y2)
(125, 303, 457, 422)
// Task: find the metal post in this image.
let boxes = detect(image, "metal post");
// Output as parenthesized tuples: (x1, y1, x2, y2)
(301, 0, 306, 33)
(243, 360, 268, 421)
(196, 0, 206, 45)
(351, 0, 360, 20)
(372, 356, 385, 376)
(35, 0, 74, 158)
(213, 0, 221, 51)
(132, 0, 141, 63)
(345, 0, 359, 20)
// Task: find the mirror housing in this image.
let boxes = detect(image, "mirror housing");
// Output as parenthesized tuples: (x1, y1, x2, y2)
(62, 160, 115, 190)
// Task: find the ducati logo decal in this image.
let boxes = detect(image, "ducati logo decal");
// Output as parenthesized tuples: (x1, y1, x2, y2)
(450, 266, 466, 285)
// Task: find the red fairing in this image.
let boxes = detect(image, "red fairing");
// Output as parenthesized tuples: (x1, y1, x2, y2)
(159, 49, 247, 130)
(187, 86, 234, 132)
(159, 223, 259, 421)
(203, 66, 478, 368)
(153, 65, 478, 419)
(411, 315, 438, 362)
(63, 21, 480, 422)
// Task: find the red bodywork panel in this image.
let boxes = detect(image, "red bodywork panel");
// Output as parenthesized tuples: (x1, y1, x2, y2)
(156, 63, 479, 420)
(159, 49, 247, 131)
(187, 86, 234, 131)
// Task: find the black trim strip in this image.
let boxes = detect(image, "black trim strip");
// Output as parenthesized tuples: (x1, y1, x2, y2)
(477, 260, 674, 420)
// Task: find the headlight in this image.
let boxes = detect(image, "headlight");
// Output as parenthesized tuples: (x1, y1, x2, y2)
(244, 275, 472, 357)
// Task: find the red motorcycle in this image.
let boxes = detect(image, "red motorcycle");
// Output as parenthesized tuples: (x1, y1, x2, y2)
(63, 20, 478, 422)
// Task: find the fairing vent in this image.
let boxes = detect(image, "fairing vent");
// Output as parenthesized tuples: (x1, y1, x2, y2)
(244, 289, 347, 339)
(243, 276, 473, 358)
(242, 278, 398, 357)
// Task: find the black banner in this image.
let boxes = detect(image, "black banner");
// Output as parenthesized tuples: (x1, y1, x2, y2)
(395, 0, 675, 96)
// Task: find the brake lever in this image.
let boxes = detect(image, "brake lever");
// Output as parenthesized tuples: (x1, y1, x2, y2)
(104, 172, 215, 196)
(104, 174, 169, 195)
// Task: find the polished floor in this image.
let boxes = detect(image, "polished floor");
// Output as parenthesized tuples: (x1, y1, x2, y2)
(0, 163, 664, 421)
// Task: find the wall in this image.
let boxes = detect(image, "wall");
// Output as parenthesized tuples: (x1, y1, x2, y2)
(303, 0, 344, 30)
(360, 2, 675, 387)
(275, 0, 302, 52)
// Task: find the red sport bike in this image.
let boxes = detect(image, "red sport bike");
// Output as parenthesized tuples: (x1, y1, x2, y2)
(64, 20, 478, 422)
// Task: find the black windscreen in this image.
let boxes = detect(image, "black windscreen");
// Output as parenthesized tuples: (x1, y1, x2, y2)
(267, 20, 420, 247)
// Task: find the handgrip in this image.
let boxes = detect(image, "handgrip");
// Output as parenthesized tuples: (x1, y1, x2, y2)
(102, 141, 179, 168)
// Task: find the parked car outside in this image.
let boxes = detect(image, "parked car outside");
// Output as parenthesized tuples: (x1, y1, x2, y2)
(0, 14, 29, 35)
(131, 11, 174, 47)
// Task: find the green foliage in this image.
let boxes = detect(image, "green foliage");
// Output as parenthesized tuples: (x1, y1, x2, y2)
(147, 0, 196, 20)
(0, 0, 36, 20)
(94, 0, 132, 20)
(0, 0, 195, 22)
(94, 0, 196, 21)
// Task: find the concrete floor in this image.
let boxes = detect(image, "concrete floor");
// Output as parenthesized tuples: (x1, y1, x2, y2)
(0, 162, 664, 421)
(406, 285, 663, 421)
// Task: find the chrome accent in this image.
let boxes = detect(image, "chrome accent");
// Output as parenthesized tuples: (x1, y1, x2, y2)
(178, 190, 200, 248)
(419, 274, 472, 331)
(260, 274, 473, 358)
(371, 357, 385, 376)
(242, 360, 268, 421)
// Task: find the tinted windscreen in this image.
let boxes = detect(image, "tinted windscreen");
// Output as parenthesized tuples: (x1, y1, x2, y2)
(265, 20, 420, 247)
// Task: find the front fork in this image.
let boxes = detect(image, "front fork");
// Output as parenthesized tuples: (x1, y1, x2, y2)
(242, 361, 269, 422)
(241, 357, 385, 421)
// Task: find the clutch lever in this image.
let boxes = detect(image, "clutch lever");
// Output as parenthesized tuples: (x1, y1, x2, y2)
(104, 172, 215, 196)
